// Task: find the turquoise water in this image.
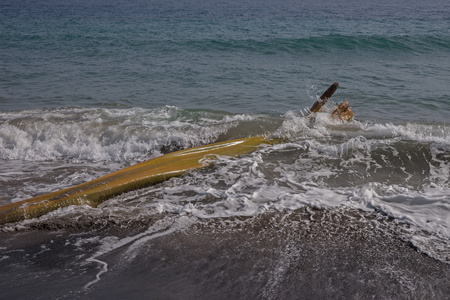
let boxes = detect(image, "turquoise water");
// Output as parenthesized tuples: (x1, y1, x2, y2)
(1, 1, 450, 298)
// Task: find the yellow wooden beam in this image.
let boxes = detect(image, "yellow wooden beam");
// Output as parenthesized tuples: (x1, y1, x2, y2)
(0, 136, 276, 225)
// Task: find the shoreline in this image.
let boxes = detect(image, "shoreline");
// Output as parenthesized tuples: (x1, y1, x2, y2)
(1, 207, 449, 299)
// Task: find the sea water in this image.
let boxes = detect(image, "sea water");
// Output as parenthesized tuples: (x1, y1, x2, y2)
(0, 0, 449, 298)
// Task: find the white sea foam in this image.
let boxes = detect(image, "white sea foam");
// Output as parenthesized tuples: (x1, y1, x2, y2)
(348, 183, 450, 238)
(0, 106, 261, 163)
(81, 215, 196, 290)
(1, 107, 449, 262)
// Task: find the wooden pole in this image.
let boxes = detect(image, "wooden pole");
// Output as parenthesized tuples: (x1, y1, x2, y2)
(310, 82, 339, 113)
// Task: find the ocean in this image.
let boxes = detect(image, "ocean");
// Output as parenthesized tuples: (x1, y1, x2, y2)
(1, 0, 449, 299)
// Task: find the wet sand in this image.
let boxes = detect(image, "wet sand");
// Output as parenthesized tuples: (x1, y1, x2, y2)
(1, 208, 449, 299)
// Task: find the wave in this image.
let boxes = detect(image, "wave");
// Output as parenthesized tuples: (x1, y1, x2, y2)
(0, 106, 277, 162)
(1, 106, 449, 163)
(1, 107, 449, 263)
(183, 34, 450, 54)
(13, 31, 445, 57)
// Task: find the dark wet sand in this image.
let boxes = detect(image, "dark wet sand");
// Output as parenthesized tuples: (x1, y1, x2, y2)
(1, 208, 449, 299)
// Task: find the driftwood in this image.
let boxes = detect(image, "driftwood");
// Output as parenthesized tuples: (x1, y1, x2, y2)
(310, 82, 340, 113)
(331, 101, 354, 121)
(0, 137, 277, 225)
(310, 82, 353, 121)
(0, 82, 354, 225)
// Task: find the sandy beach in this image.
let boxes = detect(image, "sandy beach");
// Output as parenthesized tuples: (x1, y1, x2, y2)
(1, 207, 448, 299)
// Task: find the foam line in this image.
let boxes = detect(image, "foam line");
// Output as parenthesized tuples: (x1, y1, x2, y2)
(82, 216, 195, 290)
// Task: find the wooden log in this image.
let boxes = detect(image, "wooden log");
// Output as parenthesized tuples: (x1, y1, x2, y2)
(310, 82, 339, 113)
(0, 136, 277, 225)
(0, 82, 353, 225)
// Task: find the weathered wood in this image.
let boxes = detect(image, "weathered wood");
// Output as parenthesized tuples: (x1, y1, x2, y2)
(331, 101, 354, 121)
(310, 82, 339, 113)
(0, 136, 277, 225)
(0, 82, 354, 225)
